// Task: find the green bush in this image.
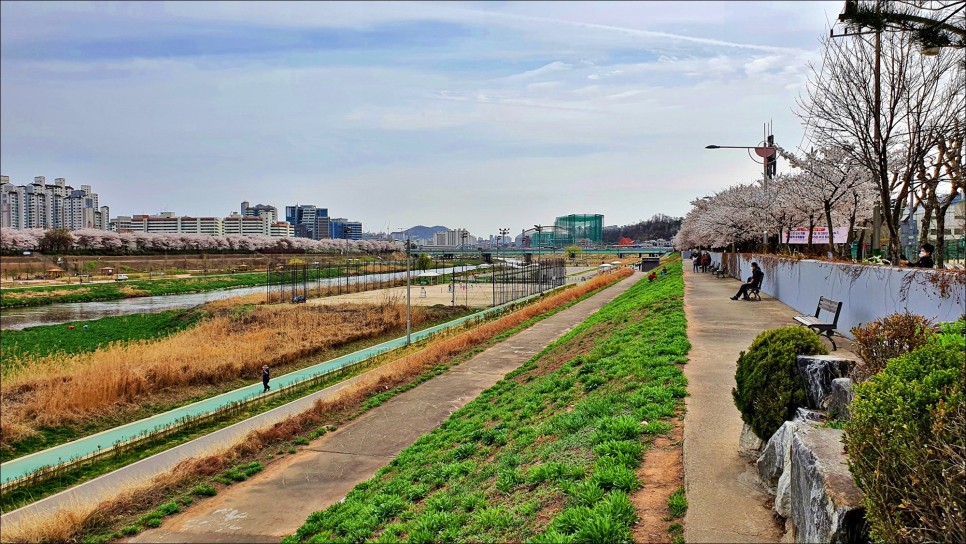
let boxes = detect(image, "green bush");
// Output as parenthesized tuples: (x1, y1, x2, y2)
(732, 326, 828, 440)
(844, 324, 965, 544)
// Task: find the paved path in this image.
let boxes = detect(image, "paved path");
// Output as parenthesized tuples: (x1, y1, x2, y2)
(109, 271, 637, 542)
(681, 266, 855, 542)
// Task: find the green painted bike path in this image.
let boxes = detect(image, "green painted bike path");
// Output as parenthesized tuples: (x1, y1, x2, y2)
(0, 288, 560, 485)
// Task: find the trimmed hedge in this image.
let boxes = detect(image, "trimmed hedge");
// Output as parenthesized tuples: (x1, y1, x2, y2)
(844, 319, 965, 543)
(732, 326, 828, 440)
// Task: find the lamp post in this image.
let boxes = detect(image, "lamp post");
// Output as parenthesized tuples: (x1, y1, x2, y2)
(344, 225, 351, 294)
(394, 229, 413, 345)
(405, 233, 411, 345)
(704, 142, 776, 189)
(533, 225, 547, 294)
(495, 227, 509, 306)
(461, 230, 468, 306)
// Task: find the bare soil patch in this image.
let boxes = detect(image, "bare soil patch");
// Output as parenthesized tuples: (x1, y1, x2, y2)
(631, 411, 685, 543)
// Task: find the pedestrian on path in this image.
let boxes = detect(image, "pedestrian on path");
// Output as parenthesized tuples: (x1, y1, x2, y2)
(262, 365, 271, 392)
(692, 251, 700, 273)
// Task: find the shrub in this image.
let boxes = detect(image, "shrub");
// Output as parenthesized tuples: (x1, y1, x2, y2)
(850, 311, 937, 382)
(732, 326, 828, 440)
(191, 484, 217, 497)
(844, 328, 965, 544)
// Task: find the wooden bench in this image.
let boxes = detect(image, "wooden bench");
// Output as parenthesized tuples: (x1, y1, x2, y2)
(715, 266, 729, 278)
(793, 297, 843, 350)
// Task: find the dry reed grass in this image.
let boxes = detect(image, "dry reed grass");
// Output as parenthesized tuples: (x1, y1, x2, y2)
(1, 269, 632, 541)
(0, 297, 436, 446)
(0, 498, 99, 543)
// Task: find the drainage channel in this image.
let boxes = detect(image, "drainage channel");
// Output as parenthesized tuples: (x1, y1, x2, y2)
(0, 285, 565, 488)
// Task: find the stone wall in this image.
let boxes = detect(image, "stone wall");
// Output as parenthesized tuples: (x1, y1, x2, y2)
(709, 252, 964, 338)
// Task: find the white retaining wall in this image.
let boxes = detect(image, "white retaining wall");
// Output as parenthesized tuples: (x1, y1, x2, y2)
(710, 252, 965, 338)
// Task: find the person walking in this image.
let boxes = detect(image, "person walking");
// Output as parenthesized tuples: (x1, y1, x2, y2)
(692, 251, 700, 273)
(262, 365, 271, 392)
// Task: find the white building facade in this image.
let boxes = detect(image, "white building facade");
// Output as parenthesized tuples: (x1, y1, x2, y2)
(1, 175, 109, 230)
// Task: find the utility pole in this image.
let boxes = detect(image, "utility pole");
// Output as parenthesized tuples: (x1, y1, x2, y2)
(872, 11, 884, 256)
(405, 233, 411, 345)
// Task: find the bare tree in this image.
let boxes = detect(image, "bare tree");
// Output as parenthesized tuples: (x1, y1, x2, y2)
(796, 3, 963, 261)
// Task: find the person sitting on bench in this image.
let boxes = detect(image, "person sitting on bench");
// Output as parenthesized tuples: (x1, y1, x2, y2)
(730, 262, 763, 301)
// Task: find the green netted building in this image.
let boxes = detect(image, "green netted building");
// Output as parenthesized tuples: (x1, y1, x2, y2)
(554, 214, 603, 246)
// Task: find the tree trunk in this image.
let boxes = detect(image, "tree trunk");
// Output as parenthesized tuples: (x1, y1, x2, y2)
(933, 212, 946, 268)
(824, 203, 837, 257)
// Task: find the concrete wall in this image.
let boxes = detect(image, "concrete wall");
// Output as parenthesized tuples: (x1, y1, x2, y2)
(710, 252, 965, 338)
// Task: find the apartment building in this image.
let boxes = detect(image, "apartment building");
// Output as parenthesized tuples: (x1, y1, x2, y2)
(430, 228, 475, 247)
(223, 213, 270, 236)
(113, 212, 222, 235)
(1, 175, 109, 230)
(241, 201, 279, 223)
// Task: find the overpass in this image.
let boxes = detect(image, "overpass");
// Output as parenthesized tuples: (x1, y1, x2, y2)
(416, 247, 673, 259)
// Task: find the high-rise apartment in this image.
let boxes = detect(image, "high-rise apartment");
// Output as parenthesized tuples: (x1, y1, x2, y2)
(0, 175, 109, 230)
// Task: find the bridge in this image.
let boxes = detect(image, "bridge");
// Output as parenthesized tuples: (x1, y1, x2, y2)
(416, 247, 673, 259)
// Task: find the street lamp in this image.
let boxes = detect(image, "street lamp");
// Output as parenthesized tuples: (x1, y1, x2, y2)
(461, 230, 469, 306)
(394, 228, 413, 345)
(344, 224, 351, 294)
(533, 225, 546, 294)
(495, 227, 509, 306)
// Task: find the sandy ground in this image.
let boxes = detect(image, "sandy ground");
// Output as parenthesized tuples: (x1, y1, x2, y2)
(310, 267, 602, 309)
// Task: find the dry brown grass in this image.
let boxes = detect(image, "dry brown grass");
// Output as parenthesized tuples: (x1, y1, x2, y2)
(0, 498, 99, 543)
(0, 298, 437, 446)
(0, 269, 632, 541)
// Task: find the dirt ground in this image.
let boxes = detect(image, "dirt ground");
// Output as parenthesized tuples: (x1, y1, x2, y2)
(309, 282, 499, 308)
(631, 413, 686, 543)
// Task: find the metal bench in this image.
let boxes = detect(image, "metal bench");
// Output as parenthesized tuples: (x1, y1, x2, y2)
(793, 297, 843, 350)
(715, 267, 728, 278)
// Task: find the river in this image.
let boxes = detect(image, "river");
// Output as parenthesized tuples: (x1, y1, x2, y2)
(1, 266, 484, 330)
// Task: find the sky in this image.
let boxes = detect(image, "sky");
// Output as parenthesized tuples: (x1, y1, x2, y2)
(0, 1, 844, 237)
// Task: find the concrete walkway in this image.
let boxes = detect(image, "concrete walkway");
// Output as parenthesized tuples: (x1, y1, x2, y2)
(119, 271, 640, 543)
(681, 266, 854, 542)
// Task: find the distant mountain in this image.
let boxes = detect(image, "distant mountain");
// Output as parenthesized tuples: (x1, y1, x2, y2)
(401, 225, 450, 240)
(603, 214, 682, 244)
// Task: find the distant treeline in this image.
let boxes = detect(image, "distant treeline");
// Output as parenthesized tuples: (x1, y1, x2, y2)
(602, 214, 682, 244)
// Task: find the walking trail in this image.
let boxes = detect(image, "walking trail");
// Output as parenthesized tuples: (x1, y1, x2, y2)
(125, 271, 640, 543)
(681, 265, 855, 542)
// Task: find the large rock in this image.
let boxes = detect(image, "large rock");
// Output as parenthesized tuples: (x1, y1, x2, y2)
(827, 378, 855, 421)
(757, 421, 802, 494)
(796, 355, 855, 410)
(789, 426, 869, 543)
(739, 422, 764, 459)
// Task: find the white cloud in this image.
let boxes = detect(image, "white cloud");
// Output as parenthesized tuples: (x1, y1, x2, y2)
(0, 1, 831, 234)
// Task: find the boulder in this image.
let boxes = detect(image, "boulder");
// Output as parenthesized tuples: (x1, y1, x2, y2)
(794, 408, 826, 423)
(795, 355, 855, 410)
(756, 421, 802, 494)
(827, 378, 855, 421)
(789, 426, 869, 543)
(739, 422, 764, 459)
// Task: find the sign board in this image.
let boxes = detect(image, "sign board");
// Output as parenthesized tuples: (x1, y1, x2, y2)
(781, 227, 849, 244)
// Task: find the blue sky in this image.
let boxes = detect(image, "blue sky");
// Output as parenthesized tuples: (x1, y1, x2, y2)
(0, 1, 843, 236)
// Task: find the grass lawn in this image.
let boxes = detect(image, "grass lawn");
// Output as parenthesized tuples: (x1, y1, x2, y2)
(0, 309, 205, 369)
(0, 268, 347, 308)
(285, 261, 689, 543)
